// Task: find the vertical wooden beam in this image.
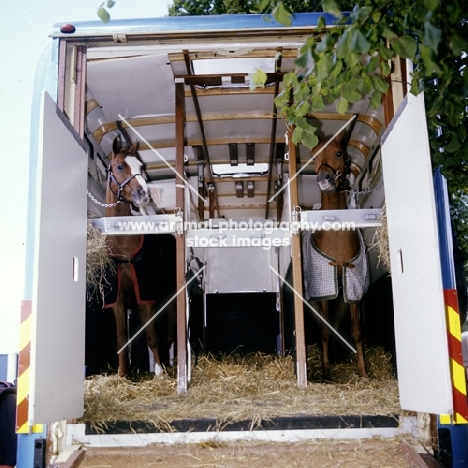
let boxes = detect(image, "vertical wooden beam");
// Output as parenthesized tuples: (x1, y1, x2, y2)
(265, 47, 282, 220)
(175, 78, 188, 394)
(288, 129, 307, 387)
(74, 46, 87, 138)
(382, 77, 395, 128)
(57, 40, 67, 112)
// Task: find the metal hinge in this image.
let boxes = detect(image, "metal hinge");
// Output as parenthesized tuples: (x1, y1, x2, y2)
(175, 207, 184, 235)
(291, 206, 301, 233)
(113, 33, 127, 43)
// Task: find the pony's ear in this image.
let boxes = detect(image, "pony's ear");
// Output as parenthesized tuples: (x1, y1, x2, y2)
(334, 130, 346, 144)
(112, 136, 120, 155)
(128, 139, 139, 155)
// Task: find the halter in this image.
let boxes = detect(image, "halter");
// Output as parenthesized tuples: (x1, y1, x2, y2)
(108, 169, 140, 204)
(317, 159, 352, 191)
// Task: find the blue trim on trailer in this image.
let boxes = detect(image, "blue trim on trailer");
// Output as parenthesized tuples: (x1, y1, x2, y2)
(434, 167, 456, 290)
(434, 168, 468, 467)
(51, 12, 344, 37)
(17, 430, 47, 468)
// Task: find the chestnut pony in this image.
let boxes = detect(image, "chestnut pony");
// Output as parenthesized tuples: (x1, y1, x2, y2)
(105, 138, 171, 377)
(305, 134, 369, 380)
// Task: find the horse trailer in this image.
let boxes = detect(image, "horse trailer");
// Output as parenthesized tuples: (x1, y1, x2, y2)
(6, 12, 468, 468)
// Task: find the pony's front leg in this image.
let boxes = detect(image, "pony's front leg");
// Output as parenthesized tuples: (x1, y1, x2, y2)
(141, 304, 162, 376)
(112, 302, 129, 377)
(350, 303, 369, 378)
(166, 295, 177, 366)
(319, 300, 332, 381)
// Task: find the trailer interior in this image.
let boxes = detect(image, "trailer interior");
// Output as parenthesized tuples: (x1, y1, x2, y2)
(28, 14, 454, 430)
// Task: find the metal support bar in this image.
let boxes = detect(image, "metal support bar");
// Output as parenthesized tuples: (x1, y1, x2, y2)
(194, 146, 206, 220)
(208, 183, 215, 218)
(229, 143, 238, 166)
(175, 78, 188, 394)
(265, 47, 282, 219)
(183, 50, 220, 217)
(91, 214, 179, 235)
(246, 142, 255, 165)
(235, 181, 244, 198)
(247, 181, 255, 198)
(301, 208, 382, 229)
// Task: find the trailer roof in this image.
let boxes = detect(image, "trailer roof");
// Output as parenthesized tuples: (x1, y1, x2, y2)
(51, 13, 343, 38)
(63, 12, 383, 220)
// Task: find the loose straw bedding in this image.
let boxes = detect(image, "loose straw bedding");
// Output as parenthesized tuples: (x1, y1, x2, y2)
(81, 346, 400, 432)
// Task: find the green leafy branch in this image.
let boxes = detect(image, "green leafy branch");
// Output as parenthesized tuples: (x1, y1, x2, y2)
(254, 0, 468, 185)
(97, 0, 116, 23)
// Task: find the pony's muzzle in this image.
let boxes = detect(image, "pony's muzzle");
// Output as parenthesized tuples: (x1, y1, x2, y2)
(132, 187, 150, 207)
(317, 173, 336, 192)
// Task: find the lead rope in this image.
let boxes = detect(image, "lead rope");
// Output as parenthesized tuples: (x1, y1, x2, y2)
(345, 182, 383, 209)
(87, 189, 121, 208)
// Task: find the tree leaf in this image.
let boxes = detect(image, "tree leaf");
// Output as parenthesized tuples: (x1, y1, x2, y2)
(424, 0, 439, 10)
(336, 30, 350, 58)
(302, 131, 319, 149)
(378, 46, 394, 61)
(282, 72, 297, 88)
(370, 75, 389, 93)
(366, 55, 379, 73)
(350, 29, 370, 54)
(372, 12, 381, 23)
(359, 75, 373, 94)
(347, 52, 361, 69)
(452, 34, 468, 56)
(321, 0, 341, 18)
(311, 93, 326, 111)
(330, 58, 343, 78)
(343, 87, 362, 103)
(97, 7, 110, 23)
(380, 60, 391, 77)
(392, 35, 417, 59)
(257, 0, 272, 12)
(444, 134, 461, 153)
(419, 44, 440, 74)
(382, 27, 396, 41)
(250, 69, 268, 89)
(106, 0, 116, 8)
(295, 100, 310, 117)
(370, 90, 382, 109)
(336, 97, 349, 114)
(463, 67, 468, 95)
(316, 54, 333, 81)
(317, 15, 326, 30)
(274, 89, 291, 108)
(424, 21, 441, 52)
(292, 127, 303, 145)
(272, 2, 292, 27)
(295, 53, 309, 69)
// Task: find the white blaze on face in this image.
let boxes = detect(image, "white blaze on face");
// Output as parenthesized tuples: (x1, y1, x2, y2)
(125, 156, 148, 190)
(125, 155, 150, 206)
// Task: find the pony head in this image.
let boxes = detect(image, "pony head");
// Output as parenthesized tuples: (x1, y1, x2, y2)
(108, 137, 150, 207)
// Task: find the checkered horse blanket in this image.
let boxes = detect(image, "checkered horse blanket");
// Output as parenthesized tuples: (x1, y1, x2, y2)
(301, 230, 370, 304)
